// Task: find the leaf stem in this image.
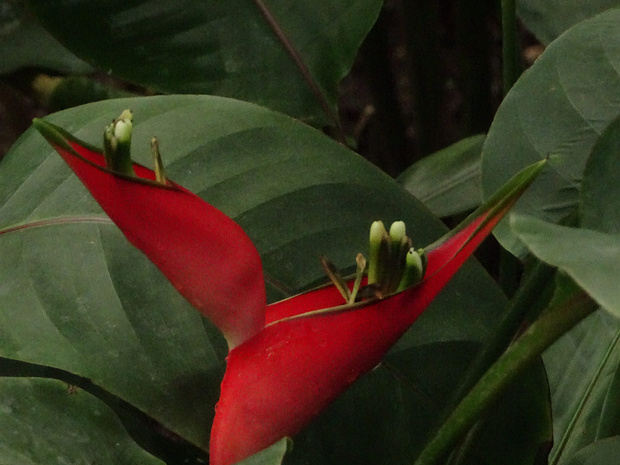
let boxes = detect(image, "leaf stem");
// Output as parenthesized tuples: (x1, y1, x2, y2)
(445, 259, 555, 411)
(413, 289, 597, 465)
(501, 0, 521, 95)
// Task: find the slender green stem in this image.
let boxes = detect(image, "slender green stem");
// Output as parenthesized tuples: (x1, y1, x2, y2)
(413, 289, 597, 465)
(446, 259, 554, 410)
(501, 0, 521, 95)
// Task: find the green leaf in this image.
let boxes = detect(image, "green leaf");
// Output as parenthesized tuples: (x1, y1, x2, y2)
(510, 215, 620, 317)
(26, 0, 381, 125)
(517, 0, 620, 44)
(0, 0, 92, 74)
(580, 113, 620, 233)
(397, 135, 485, 217)
(544, 311, 620, 464)
(0, 220, 228, 449)
(540, 101, 620, 465)
(239, 438, 290, 465)
(563, 437, 620, 465)
(481, 7, 620, 256)
(0, 95, 544, 462)
(0, 377, 164, 465)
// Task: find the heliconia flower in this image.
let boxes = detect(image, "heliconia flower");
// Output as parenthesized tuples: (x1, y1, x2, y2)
(32, 118, 266, 350)
(33, 116, 545, 465)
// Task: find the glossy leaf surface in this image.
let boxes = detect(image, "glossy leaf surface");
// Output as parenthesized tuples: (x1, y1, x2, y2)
(524, 107, 620, 464)
(544, 310, 620, 464)
(27, 0, 381, 124)
(397, 135, 485, 217)
(0, 377, 164, 465)
(481, 8, 620, 256)
(564, 437, 620, 465)
(580, 114, 620, 234)
(0, 0, 91, 74)
(510, 215, 620, 317)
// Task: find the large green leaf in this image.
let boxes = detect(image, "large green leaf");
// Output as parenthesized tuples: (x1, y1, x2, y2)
(513, 107, 620, 464)
(564, 437, 620, 465)
(0, 96, 546, 462)
(510, 215, 620, 317)
(397, 135, 485, 217)
(517, 0, 620, 44)
(481, 7, 620, 257)
(509, 110, 620, 316)
(0, 377, 164, 465)
(26, 0, 381, 124)
(580, 113, 620, 234)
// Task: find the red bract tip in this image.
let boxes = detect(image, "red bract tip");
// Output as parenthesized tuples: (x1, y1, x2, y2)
(33, 118, 266, 349)
(210, 161, 545, 465)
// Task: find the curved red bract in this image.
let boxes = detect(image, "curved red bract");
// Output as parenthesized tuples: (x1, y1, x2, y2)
(35, 120, 266, 349)
(210, 204, 507, 465)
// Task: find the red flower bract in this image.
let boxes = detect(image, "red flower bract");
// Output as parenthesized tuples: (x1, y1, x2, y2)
(34, 117, 544, 465)
(33, 119, 266, 350)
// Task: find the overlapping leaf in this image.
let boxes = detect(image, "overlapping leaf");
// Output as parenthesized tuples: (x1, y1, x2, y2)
(511, 96, 620, 464)
(397, 135, 485, 217)
(27, 0, 382, 124)
(482, 7, 620, 256)
(0, 377, 164, 465)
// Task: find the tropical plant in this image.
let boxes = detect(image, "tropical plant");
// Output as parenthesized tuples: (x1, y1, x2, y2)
(1, 1, 620, 465)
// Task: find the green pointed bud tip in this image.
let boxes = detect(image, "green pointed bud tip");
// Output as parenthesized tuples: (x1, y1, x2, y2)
(102, 109, 135, 176)
(406, 248, 424, 272)
(370, 221, 387, 243)
(395, 248, 425, 292)
(118, 109, 133, 121)
(389, 221, 406, 242)
(113, 110, 133, 143)
(368, 221, 389, 285)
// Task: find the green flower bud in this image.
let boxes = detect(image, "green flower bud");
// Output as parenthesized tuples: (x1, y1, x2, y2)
(114, 110, 133, 143)
(103, 109, 135, 176)
(396, 248, 426, 292)
(368, 221, 389, 285)
(382, 221, 411, 294)
(389, 221, 406, 243)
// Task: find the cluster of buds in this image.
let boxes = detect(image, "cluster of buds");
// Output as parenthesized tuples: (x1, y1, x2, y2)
(103, 109, 167, 184)
(103, 109, 134, 176)
(322, 220, 427, 305)
(367, 220, 426, 296)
